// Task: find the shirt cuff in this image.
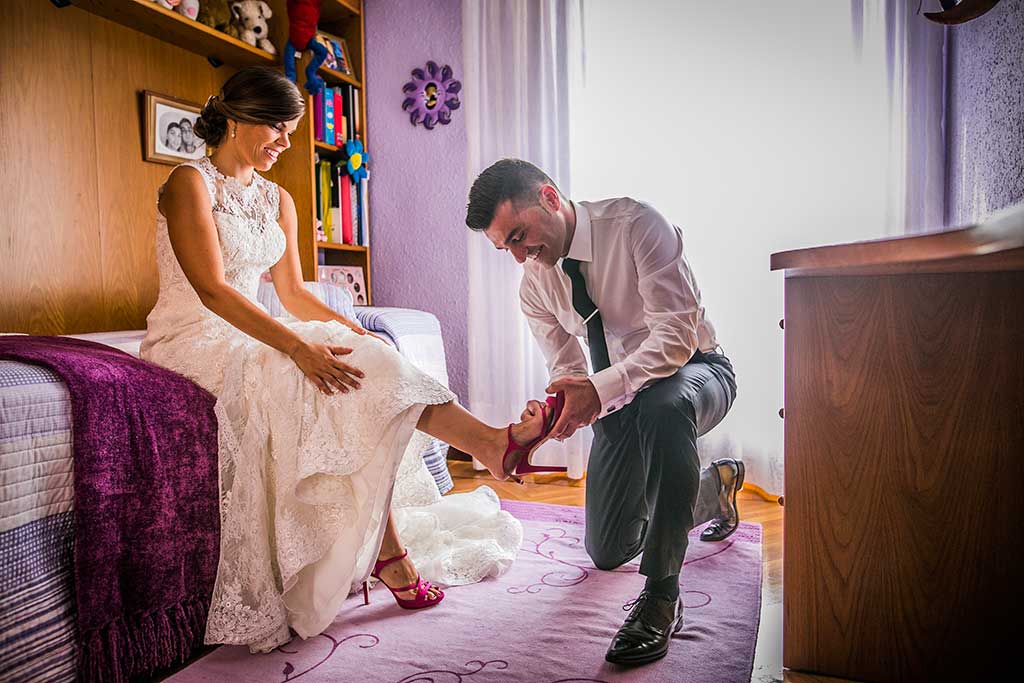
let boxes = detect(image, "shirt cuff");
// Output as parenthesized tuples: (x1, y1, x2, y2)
(589, 365, 628, 417)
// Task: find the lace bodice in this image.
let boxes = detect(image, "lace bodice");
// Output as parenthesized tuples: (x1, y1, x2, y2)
(143, 157, 285, 358)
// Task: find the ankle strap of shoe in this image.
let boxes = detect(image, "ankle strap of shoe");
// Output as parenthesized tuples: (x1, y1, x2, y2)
(374, 549, 409, 572)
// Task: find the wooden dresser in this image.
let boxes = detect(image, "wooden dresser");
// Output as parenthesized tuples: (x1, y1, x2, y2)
(771, 205, 1024, 682)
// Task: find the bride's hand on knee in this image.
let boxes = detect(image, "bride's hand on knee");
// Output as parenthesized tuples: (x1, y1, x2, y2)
(289, 342, 365, 395)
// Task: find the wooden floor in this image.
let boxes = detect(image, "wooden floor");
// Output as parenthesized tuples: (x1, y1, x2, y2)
(448, 460, 783, 603)
(449, 461, 859, 683)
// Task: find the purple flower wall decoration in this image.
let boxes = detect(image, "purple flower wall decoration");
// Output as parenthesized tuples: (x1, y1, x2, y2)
(402, 61, 462, 130)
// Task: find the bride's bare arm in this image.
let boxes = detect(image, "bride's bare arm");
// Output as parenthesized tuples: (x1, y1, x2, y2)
(160, 167, 363, 395)
(268, 187, 365, 332)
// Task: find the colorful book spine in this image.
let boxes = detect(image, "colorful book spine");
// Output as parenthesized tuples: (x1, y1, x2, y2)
(359, 176, 369, 247)
(313, 90, 324, 141)
(313, 157, 323, 230)
(324, 87, 336, 146)
(353, 88, 361, 137)
(349, 179, 358, 245)
(320, 161, 332, 241)
(346, 87, 356, 140)
(333, 89, 345, 144)
(340, 172, 354, 245)
(329, 162, 342, 242)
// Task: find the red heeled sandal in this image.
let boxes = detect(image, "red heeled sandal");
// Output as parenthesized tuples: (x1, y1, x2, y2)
(363, 549, 444, 610)
(501, 391, 568, 477)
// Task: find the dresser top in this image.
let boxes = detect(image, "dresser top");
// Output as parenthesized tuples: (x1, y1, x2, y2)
(771, 202, 1024, 276)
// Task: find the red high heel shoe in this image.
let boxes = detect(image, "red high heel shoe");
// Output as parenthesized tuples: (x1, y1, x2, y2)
(362, 549, 444, 610)
(501, 391, 568, 477)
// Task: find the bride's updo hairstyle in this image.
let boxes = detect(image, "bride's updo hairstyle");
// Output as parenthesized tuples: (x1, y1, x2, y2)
(194, 66, 305, 147)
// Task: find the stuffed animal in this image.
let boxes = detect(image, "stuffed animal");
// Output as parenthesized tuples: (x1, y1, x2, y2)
(153, 0, 182, 9)
(175, 0, 199, 20)
(231, 1, 277, 55)
(283, 0, 328, 95)
(197, 0, 240, 39)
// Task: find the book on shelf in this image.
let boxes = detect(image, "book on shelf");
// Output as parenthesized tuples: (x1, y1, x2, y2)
(309, 159, 369, 247)
(359, 175, 370, 248)
(339, 166, 354, 245)
(346, 88, 360, 139)
(313, 90, 324, 141)
(339, 89, 352, 145)
(319, 161, 333, 242)
(312, 82, 361, 144)
(314, 156, 323, 236)
(324, 86, 336, 146)
(327, 159, 341, 243)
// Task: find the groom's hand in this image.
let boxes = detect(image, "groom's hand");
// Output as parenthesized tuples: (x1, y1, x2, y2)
(546, 376, 601, 441)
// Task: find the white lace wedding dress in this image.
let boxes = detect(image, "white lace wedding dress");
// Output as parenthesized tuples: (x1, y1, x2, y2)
(140, 157, 522, 653)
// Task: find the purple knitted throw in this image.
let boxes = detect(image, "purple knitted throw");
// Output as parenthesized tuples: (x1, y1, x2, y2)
(0, 336, 220, 683)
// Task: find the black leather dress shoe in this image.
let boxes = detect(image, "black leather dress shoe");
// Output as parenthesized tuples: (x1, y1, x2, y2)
(700, 458, 745, 542)
(604, 591, 684, 666)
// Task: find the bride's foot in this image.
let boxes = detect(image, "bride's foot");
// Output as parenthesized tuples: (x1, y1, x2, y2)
(373, 550, 443, 603)
(477, 399, 552, 481)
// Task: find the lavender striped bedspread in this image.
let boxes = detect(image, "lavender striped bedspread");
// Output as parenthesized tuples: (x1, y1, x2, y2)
(0, 309, 455, 681)
(0, 330, 145, 683)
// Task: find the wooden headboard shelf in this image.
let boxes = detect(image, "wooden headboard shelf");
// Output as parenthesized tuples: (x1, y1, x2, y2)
(69, 0, 276, 67)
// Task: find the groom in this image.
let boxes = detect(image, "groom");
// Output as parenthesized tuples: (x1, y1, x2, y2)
(465, 159, 742, 666)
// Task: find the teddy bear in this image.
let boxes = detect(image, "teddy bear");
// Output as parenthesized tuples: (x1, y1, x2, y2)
(152, 0, 181, 9)
(197, 0, 240, 39)
(231, 1, 277, 55)
(175, 0, 199, 20)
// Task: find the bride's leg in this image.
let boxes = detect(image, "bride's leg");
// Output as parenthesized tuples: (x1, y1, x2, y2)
(415, 400, 546, 480)
(375, 514, 442, 600)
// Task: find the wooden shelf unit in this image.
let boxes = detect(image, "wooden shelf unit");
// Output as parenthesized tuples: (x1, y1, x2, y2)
(287, 0, 372, 303)
(69, 0, 276, 67)
(319, 65, 363, 89)
(67, 0, 372, 303)
(320, 0, 361, 23)
(317, 242, 368, 253)
(314, 140, 344, 155)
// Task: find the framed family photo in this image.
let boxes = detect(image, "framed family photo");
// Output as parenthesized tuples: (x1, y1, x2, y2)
(143, 91, 207, 165)
(318, 265, 367, 305)
(316, 31, 352, 75)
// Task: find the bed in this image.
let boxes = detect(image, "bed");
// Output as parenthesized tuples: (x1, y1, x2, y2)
(0, 285, 454, 682)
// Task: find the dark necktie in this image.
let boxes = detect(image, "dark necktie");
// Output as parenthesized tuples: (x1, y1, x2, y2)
(561, 258, 611, 373)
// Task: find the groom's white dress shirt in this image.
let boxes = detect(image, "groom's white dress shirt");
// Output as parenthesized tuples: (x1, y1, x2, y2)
(520, 197, 719, 417)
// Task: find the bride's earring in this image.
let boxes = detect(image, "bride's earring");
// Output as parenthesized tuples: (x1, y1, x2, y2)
(231, 125, 236, 139)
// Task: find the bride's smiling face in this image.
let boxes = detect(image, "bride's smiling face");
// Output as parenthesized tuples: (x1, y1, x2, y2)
(235, 118, 301, 171)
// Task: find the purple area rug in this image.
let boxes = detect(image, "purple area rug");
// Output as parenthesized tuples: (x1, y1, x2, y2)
(168, 501, 761, 683)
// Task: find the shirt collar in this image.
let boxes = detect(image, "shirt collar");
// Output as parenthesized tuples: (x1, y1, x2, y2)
(565, 201, 593, 263)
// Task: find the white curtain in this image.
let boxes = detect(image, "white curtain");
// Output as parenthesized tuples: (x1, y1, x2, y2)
(569, 0, 946, 496)
(852, 0, 948, 233)
(462, 0, 590, 478)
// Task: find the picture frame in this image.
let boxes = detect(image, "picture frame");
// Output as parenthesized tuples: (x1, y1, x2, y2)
(318, 265, 367, 306)
(143, 90, 207, 165)
(316, 30, 352, 75)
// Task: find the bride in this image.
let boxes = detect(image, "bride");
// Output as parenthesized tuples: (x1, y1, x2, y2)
(140, 66, 562, 653)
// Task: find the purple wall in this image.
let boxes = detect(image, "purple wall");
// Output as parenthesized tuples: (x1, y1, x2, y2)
(364, 0, 468, 401)
(946, 0, 1024, 226)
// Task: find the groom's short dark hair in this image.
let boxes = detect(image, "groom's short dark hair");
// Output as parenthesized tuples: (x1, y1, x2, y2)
(465, 158, 557, 231)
